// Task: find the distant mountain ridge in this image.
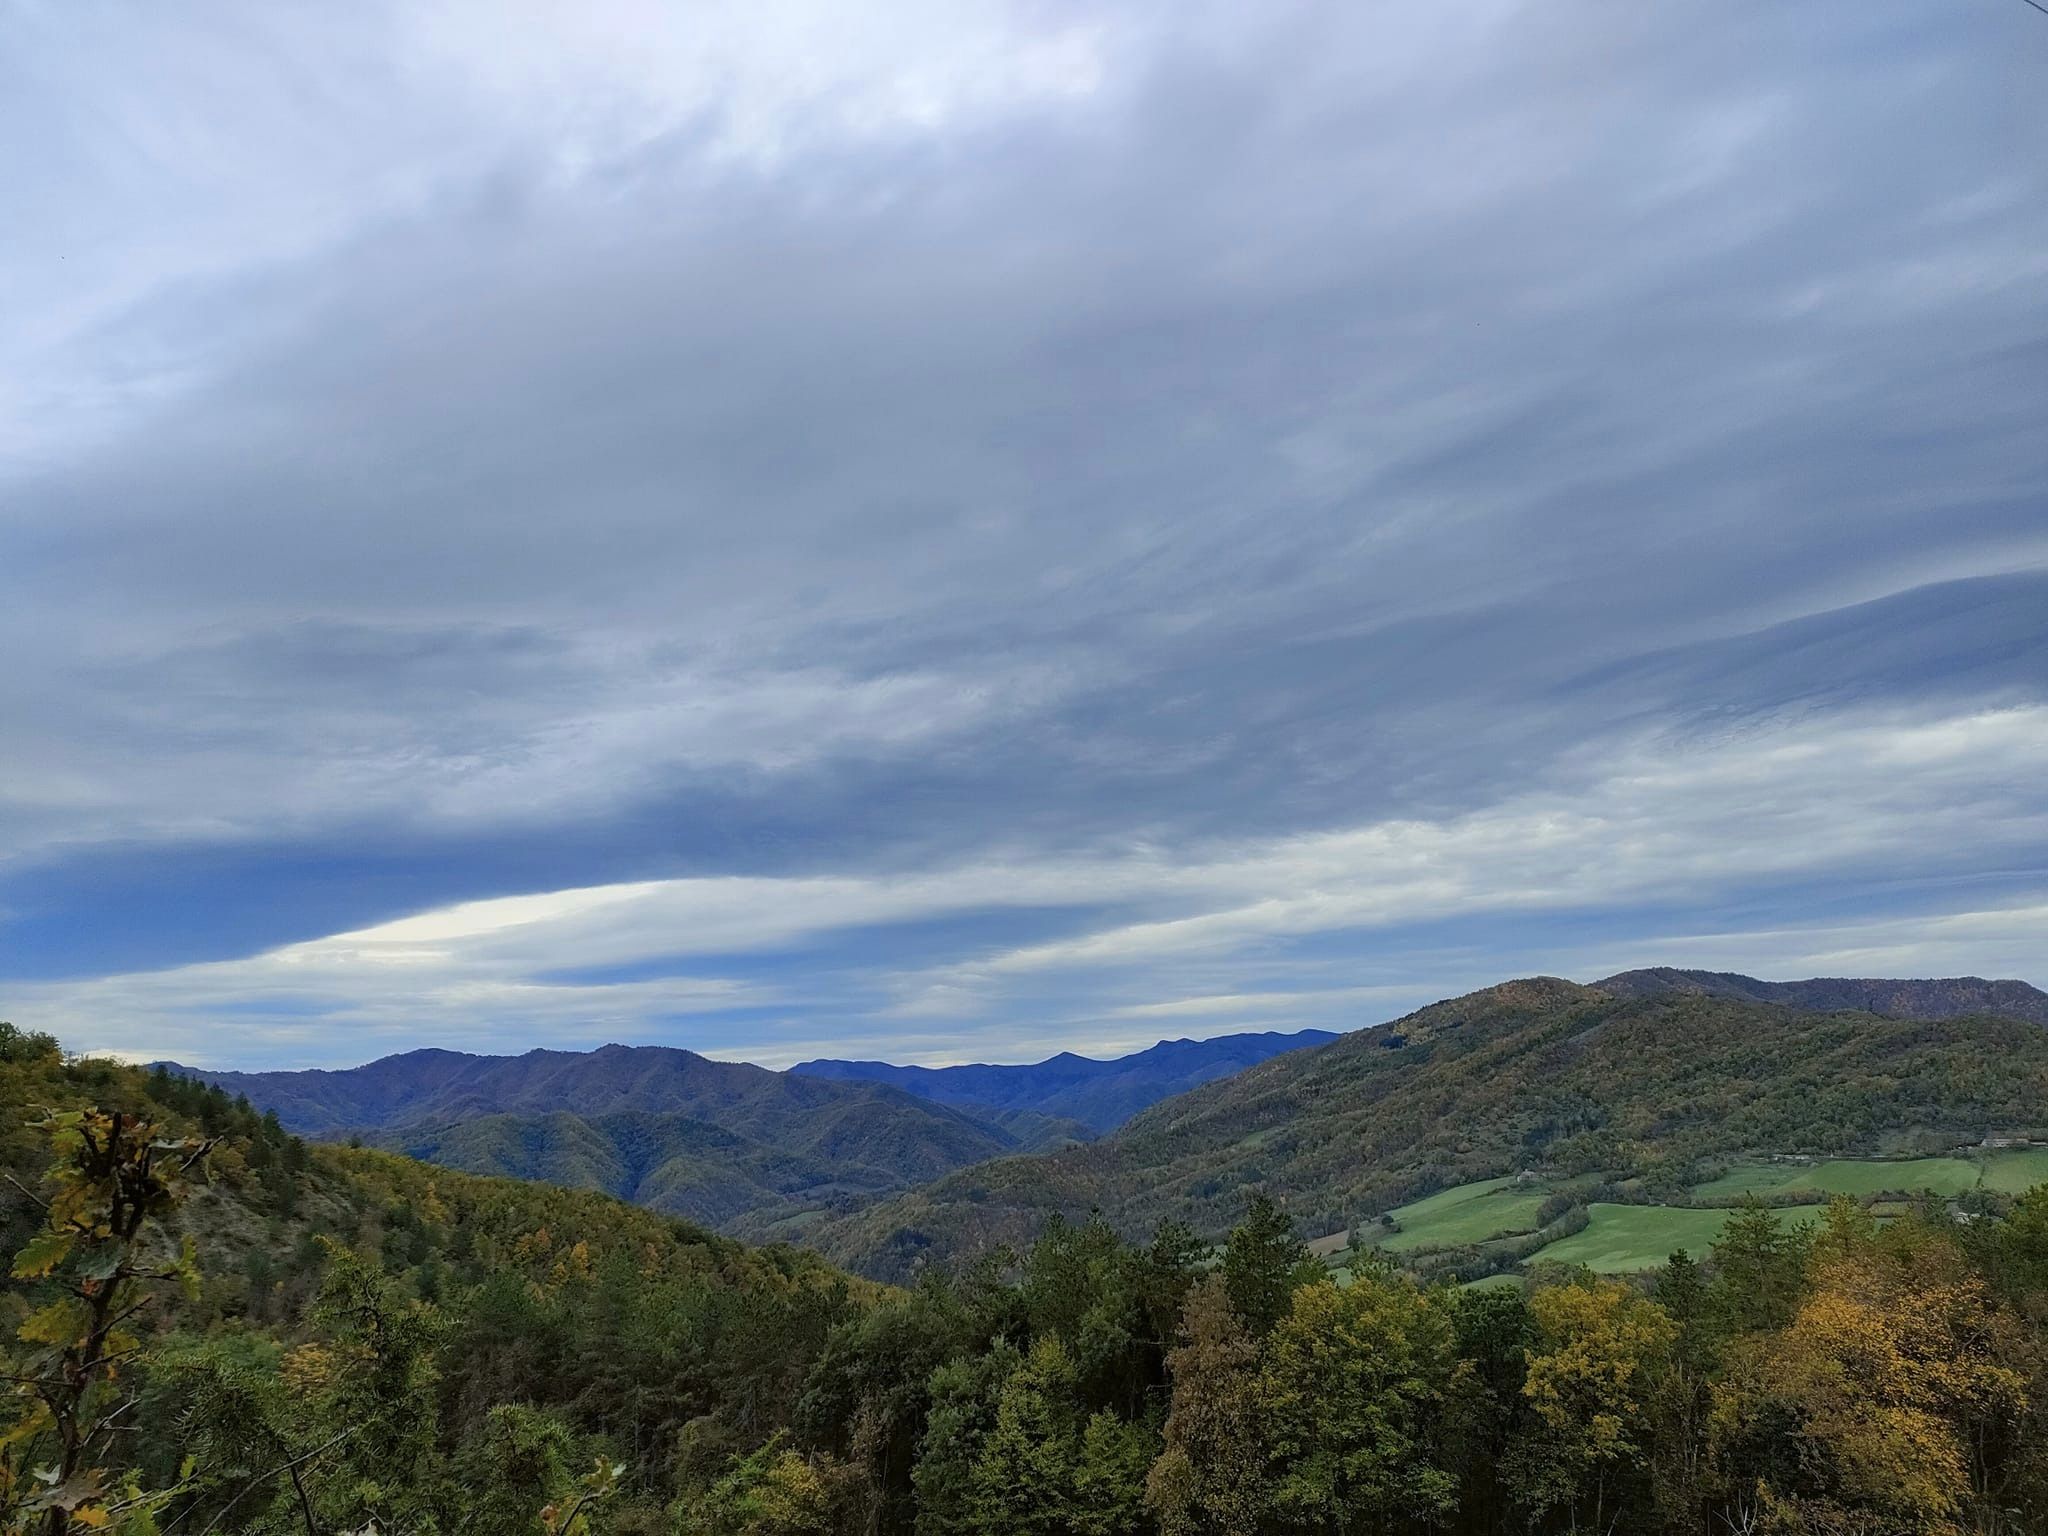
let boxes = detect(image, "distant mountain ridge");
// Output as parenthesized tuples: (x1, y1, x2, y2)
(156, 1025, 1341, 1237)
(1595, 968, 2048, 1024)
(791, 1028, 1340, 1132)
(159, 1042, 1043, 1236)
(164, 974, 2048, 1275)
(161, 1041, 1017, 1137)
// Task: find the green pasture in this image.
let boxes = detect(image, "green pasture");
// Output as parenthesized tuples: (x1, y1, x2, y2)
(1320, 1147, 2048, 1283)
(1529, 1202, 1821, 1274)
(1313, 1176, 1544, 1259)
(1694, 1147, 2048, 1201)
(1978, 1146, 2048, 1193)
(1379, 1180, 1550, 1253)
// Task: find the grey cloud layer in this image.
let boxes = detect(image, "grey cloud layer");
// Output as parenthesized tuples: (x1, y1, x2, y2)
(1, 0, 2045, 1060)
(23, 704, 2048, 1066)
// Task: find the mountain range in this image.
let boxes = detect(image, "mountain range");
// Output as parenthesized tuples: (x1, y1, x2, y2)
(163, 970, 2047, 1264)
(790, 1028, 1339, 1133)
(158, 1043, 1033, 1233)
(160, 1026, 1335, 1236)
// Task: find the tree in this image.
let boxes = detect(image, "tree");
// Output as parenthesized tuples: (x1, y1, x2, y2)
(1070, 1410, 1152, 1536)
(1443, 1282, 1532, 1534)
(682, 1433, 829, 1536)
(454, 1403, 583, 1535)
(1709, 1202, 1810, 1336)
(1647, 1251, 1717, 1534)
(141, 1334, 305, 1534)
(2, 1108, 211, 1535)
(1020, 1215, 1149, 1414)
(1138, 1221, 1207, 1349)
(0, 1025, 60, 1067)
(1711, 1206, 2030, 1532)
(1219, 1194, 1314, 1338)
(911, 1343, 1019, 1536)
(298, 1240, 450, 1533)
(795, 1277, 969, 1532)
(1512, 1277, 1677, 1530)
(1259, 1274, 1458, 1531)
(966, 1336, 1083, 1535)
(1147, 1277, 1271, 1536)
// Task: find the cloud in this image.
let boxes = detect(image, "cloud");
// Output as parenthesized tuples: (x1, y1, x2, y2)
(1, 1, 2044, 1063)
(22, 704, 2048, 1067)
(1109, 989, 1414, 1019)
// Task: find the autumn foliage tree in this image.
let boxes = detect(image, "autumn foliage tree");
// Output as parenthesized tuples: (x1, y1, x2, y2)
(2, 1108, 211, 1535)
(1712, 1200, 2032, 1533)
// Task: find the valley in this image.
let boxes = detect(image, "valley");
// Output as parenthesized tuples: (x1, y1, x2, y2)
(156, 969, 2048, 1287)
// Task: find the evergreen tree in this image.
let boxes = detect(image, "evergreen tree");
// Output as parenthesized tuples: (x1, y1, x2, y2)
(1218, 1193, 1313, 1338)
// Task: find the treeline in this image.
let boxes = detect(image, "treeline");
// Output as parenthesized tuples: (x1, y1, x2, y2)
(5, 1022, 2048, 1534)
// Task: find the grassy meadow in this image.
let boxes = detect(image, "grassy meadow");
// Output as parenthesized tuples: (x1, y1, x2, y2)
(1316, 1144, 2048, 1278)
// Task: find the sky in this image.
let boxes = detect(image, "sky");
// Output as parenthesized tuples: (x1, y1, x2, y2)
(2, 0, 2045, 1071)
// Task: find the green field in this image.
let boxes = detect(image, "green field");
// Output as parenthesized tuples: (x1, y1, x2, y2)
(1694, 1147, 2048, 1201)
(1317, 1148, 2048, 1282)
(1530, 1203, 1822, 1274)
(1380, 1180, 1550, 1252)
(1694, 1157, 1976, 1199)
(1979, 1146, 2048, 1193)
(1460, 1272, 1525, 1293)
(1311, 1176, 1555, 1258)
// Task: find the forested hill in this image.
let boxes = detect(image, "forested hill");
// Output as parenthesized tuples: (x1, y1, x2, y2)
(162, 1040, 1015, 1139)
(156, 1029, 1338, 1238)
(0, 1021, 876, 1534)
(1595, 966, 2048, 1023)
(791, 1027, 1340, 1133)
(810, 978, 2048, 1282)
(159, 1042, 1063, 1238)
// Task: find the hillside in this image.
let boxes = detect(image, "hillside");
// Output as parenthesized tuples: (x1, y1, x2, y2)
(164, 1041, 1053, 1236)
(166, 1040, 1005, 1139)
(1595, 967, 2048, 1023)
(792, 1027, 1340, 1132)
(810, 978, 2048, 1282)
(0, 1022, 882, 1533)
(162, 1030, 1331, 1236)
(381, 1103, 1079, 1240)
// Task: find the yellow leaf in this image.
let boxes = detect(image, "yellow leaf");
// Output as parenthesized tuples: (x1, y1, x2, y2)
(71, 1505, 112, 1528)
(18, 1299, 84, 1348)
(1, 1401, 54, 1449)
(10, 1230, 74, 1279)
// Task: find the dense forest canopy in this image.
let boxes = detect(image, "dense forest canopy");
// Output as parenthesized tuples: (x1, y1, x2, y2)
(6, 1016, 2048, 1535)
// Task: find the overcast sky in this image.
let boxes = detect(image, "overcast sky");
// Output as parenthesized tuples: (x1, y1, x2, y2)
(3, 0, 2045, 1070)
